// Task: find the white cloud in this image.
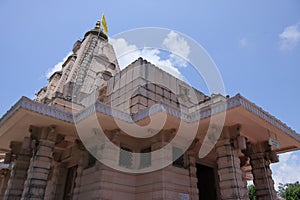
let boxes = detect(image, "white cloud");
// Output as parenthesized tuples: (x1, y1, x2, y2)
(109, 37, 183, 80)
(239, 37, 248, 47)
(46, 52, 72, 78)
(44, 31, 191, 82)
(163, 31, 190, 67)
(279, 22, 300, 50)
(109, 38, 137, 60)
(271, 151, 300, 190)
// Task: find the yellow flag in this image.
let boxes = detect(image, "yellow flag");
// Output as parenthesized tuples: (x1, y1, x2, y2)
(101, 13, 108, 34)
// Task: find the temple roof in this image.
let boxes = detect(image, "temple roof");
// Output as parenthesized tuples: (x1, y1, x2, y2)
(0, 94, 299, 153)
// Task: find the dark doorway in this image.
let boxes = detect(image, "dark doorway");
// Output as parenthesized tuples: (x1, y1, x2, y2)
(63, 165, 77, 200)
(196, 163, 218, 200)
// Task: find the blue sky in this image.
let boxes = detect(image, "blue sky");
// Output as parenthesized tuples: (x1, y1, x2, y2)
(0, 0, 299, 188)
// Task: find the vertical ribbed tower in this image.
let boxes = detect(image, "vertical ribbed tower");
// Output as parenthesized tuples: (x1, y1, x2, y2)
(36, 21, 120, 110)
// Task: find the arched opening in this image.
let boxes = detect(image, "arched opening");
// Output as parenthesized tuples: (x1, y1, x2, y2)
(102, 71, 112, 81)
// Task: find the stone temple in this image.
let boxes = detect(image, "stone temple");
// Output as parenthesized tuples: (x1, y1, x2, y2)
(0, 21, 299, 200)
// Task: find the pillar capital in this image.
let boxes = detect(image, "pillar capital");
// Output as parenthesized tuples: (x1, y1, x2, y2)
(244, 141, 279, 164)
(29, 125, 58, 142)
(9, 141, 22, 155)
(220, 124, 241, 139)
(8, 137, 32, 160)
(248, 141, 270, 154)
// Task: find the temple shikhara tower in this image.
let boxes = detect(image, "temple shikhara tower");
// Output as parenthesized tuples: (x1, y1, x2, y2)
(0, 20, 299, 200)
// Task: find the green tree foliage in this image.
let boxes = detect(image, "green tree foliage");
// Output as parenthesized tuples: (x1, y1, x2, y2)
(248, 184, 256, 200)
(278, 181, 300, 200)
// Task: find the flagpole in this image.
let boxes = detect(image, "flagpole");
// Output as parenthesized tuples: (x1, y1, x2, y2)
(97, 19, 101, 37)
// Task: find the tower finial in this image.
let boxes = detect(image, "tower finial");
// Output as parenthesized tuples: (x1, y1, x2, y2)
(95, 20, 101, 29)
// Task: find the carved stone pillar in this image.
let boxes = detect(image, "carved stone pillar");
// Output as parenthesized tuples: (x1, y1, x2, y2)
(187, 151, 199, 200)
(216, 126, 249, 200)
(0, 169, 10, 199)
(151, 141, 172, 169)
(247, 142, 277, 200)
(44, 155, 62, 200)
(72, 141, 89, 200)
(151, 130, 175, 170)
(4, 138, 32, 200)
(21, 126, 57, 200)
